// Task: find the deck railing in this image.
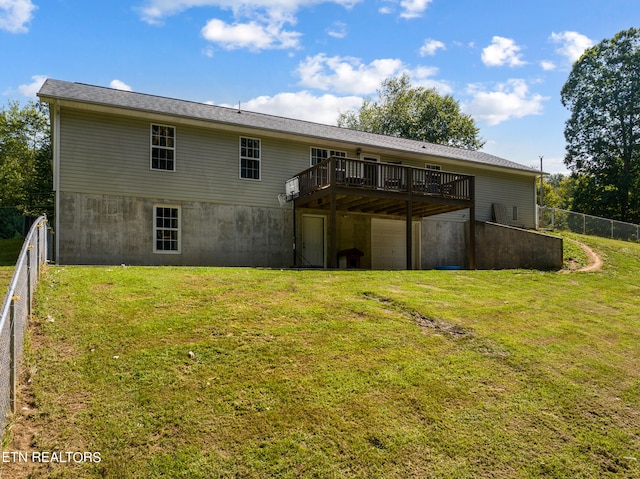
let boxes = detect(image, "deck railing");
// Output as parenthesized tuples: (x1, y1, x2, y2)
(289, 157, 473, 201)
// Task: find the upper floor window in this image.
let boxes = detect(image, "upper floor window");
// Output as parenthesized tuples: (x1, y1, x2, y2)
(151, 124, 175, 171)
(425, 164, 441, 170)
(311, 147, 346, 166)
(240, 137, 261, 180)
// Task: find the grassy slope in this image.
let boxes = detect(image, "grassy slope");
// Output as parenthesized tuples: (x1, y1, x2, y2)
(0, 267, 14, 295)
(0, 237, 24, 296)
(8, 235, 640, 478)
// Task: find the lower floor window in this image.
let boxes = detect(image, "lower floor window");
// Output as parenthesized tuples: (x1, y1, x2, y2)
(154, 206, 180, 253)
(241, 157, 260, 179)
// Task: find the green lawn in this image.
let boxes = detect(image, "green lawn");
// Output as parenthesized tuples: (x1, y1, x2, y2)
(5, 234, 640, 478)
(0, 237, 24, 293)
(0, 267, 14, 292)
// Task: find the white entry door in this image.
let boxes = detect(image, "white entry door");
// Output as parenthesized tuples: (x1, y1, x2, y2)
(302, 215, 325, 267)
(371, 218, 420, 269)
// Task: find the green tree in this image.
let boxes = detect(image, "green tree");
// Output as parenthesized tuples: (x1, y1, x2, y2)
(561, 27, 640, 223)
(0, 101, 53, 237)
(538, 173, 577, 210)
(338, 74, 484, 150)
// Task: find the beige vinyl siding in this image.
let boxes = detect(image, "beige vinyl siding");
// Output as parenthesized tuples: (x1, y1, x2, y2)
(426, 166, 536, 228)
(59, 109, 312, 208)
(59, 108, 536, 225)
(475, 170, 536, 227)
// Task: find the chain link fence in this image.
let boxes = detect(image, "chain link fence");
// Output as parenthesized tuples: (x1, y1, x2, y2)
(0, 215, 49, 438)
(538, 206, 640, 242)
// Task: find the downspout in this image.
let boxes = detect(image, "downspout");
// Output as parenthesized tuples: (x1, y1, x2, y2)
(52, 100, 61, 264)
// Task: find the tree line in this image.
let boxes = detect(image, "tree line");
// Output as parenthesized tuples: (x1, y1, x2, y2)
(0, 101, 53, 238)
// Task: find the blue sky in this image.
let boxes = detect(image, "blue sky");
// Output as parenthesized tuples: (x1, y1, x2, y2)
(2, 0, 639, 173)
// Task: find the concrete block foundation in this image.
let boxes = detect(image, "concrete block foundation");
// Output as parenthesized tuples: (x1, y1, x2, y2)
(57, 192, 293, 266)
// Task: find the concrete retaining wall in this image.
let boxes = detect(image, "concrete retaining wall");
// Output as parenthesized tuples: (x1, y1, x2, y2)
(475, 221, 563, 270)
(421, 218, 468, 269)
(416, 218, 563, 270)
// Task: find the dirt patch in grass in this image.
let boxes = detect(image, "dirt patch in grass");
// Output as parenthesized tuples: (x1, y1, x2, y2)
(362, 292, 471, 338)
(2, 316, 92, 479)
(2, 380, 48, 478)
(561, 239, 604, 273)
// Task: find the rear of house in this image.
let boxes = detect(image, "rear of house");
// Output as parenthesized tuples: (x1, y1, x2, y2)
(38, 79, 561, 270)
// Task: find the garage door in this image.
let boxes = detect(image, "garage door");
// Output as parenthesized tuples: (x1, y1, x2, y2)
(371, 219, 420, 270)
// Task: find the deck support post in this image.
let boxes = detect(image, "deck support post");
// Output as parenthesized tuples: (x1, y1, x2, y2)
(469, 177, 476, 269)
(292, 201, 297, 267)
(406, 168, 413, 270)
(328, 158, 338, 268)
(406, 201, 413, 270)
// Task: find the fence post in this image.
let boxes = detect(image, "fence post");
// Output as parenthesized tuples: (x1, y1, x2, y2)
(9, 296, 19, 414)
(36, 224, 41, 278)
(27, 245, 33, 319)
(611, 220, 614, 239)
(583, 214, 586, 235)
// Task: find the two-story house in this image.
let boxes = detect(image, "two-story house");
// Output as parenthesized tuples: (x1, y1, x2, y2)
(38, 79, 561, 269)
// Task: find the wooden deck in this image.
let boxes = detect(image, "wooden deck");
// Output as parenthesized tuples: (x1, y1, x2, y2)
(288, 157, 474, 217)
(286, 157, 476, 269)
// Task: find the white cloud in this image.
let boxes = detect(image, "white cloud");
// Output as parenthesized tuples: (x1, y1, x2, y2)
(297, 54, 405, 94)
(223, 91, 362, 125)
(110, 79, 133, 91)
(201, 18, 301, 50)
(412, 67, 452, 94)
(18, 75, 46, 97)
(481, 36, 526, 67)
(0, 0, 38, 33)
(419, 39, 445, 57)
(138, 0, 361, 24)
(377, 0, 432, 18)
(327, 20, 347, 39)
(0, 0, 36, 33)
(295, 54, 451, 96)
(139, 1, 361, 51)
(399, 0, 433, 18)
(550, 31, 594, 63)
(540, 60, 556, 71)
(462, 79, 549, 126)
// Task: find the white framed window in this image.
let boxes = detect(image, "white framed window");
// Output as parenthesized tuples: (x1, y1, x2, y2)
(151, 124, 176, 171)
(310, 147, 346, 166)
(425, 164, 441, 170)
(240, 137, 261, 180)
(154, 205, 181, 253)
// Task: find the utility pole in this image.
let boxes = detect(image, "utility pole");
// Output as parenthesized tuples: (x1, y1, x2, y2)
(539, 156, 544, 208)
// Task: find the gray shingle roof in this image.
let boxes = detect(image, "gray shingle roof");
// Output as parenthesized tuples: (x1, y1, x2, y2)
(38, 78, 539, 174)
